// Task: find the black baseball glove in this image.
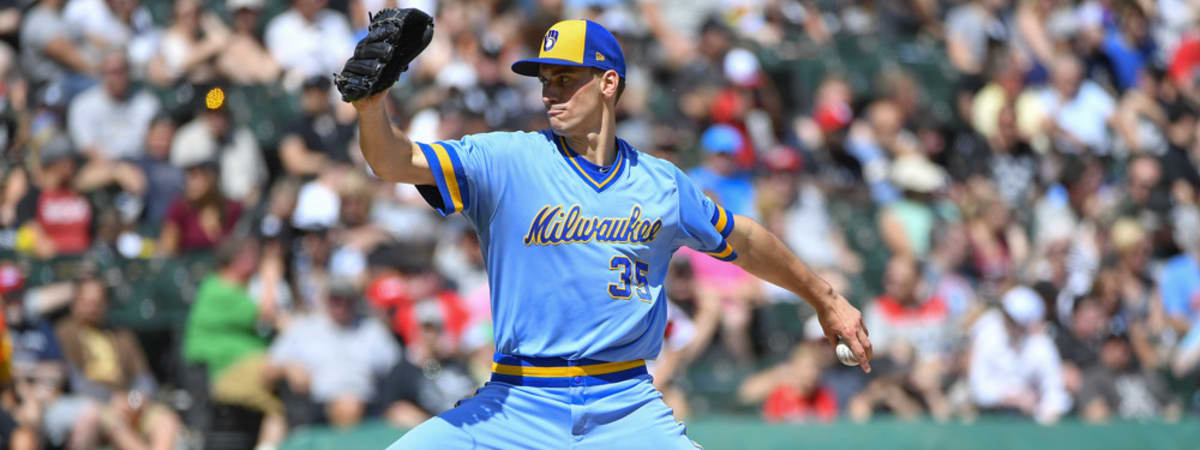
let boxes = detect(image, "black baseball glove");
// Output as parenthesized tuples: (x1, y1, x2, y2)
(334, 8, 434, 103)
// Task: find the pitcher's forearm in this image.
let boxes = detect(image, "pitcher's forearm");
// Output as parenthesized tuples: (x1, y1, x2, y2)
(355, 97, 433, 184)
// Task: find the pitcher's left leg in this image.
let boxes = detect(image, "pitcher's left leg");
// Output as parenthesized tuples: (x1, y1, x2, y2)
(574, 377, 701, 450)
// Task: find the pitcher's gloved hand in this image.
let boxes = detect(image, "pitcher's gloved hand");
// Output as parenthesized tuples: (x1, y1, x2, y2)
(334, 8, 434, 103)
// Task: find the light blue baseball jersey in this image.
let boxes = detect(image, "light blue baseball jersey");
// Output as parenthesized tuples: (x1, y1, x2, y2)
(416, 130, 736, 362)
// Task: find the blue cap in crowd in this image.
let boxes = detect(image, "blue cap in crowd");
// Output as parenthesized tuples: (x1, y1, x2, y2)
(700, 124, 743, 155)
(512, 19, 626, 79)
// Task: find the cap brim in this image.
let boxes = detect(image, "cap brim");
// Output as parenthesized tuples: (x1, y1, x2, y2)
(511, 58, 595, 77)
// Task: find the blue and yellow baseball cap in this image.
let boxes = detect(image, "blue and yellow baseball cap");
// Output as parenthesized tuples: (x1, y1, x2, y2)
(512, 20, 626, 79)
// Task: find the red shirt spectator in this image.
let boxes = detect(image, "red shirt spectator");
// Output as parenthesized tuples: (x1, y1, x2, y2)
(367, 273, 469, 353)
(763, 384, 838, 423)
(33, 188, 92, 255)
(164, 197, 241, 252)
(159, 161, 241, 254)
(16, 136, 93, 257)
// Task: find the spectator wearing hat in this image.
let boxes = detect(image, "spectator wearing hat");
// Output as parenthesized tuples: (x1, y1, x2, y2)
(19, 0, 97, 95)
(377, 297, 475, 420)
(968, 286, 1070, 424)
(171, 87, 267, 204)
(878, 155, 950, 261)
(268, 280, 399, 428)
(216, 0, 282, 85)
(146, 0, 228, 87)
(264, 0, 354, 85)
(157, 158, 243, 255)
(54, 275, 182, 450)
(687, 124, 757, 219)
(183, 236, 286, 450)
(66, 51, 159, 161)
(14, 135, 92, 259)
(279, 76, 356, 177)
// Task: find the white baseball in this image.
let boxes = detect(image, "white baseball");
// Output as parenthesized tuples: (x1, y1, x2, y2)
(836, 341, 859, 366)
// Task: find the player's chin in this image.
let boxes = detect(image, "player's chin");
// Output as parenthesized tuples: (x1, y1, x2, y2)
(547, 116, 571, 134)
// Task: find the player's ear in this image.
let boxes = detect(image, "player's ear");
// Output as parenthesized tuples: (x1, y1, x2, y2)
(600, 69, 621, 102)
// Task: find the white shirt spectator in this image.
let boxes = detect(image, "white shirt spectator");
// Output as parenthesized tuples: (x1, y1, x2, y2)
(20, 5, 86, 86)
(63, 0, 159, 69)
(67, 85, 159, 160)
(171, 118, 267, 202)
(968, 310, 1071, 424)
(265, 8, 354, 82)
(269, 313, 399, 403)
(1037, 80, 1116, 153)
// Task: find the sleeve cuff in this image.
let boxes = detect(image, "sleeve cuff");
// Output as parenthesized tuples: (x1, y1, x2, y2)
(709, 204, 734, 239)
(702, 241, 739, 262)
(417, 141, 471, 216)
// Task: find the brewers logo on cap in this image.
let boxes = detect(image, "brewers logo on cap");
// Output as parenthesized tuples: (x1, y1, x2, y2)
(512, 20, 626, 79)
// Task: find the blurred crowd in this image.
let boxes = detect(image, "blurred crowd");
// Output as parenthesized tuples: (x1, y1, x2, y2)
(0, 0, 1199, 448)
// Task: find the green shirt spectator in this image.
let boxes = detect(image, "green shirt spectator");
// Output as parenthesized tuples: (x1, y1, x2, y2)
(183, 274, 268, 379)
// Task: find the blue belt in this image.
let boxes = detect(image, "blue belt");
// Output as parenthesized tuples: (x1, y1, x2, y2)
(490, 354, 648, 387)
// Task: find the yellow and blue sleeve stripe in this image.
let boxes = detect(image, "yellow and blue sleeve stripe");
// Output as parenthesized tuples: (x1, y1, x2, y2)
(702, 204, 737, 261)
(710, 204, 734, 239)
(417, 141, 471, 216)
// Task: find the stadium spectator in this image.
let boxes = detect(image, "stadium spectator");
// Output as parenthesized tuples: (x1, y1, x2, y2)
(54, 275, 181, 450)
(130, 115, 182, 229)
(1078, 333, 1169, 422)
(62, 0, 158, 71)
(878, 154, 950, 261)
(367, 243, 468, 362)
(651, 261, 719, 419)
(759, 146, 859, 275)
(1158, 224, 1200, 336)
(182, 236, 286, 449)
(66, 51, 159, 161)
(1055, 297, 1108, 394)
(688, 124, 756, 218)
(378, 298, 475, 418)
(1034, 54, 1118, 154)
(16, 135, 92, 259)
(279, 76, 356, 176)
(1100, 3, 1156, 93)
(20, 0, 96, 95)
(739, 344, 838, 423)
(968, 286, 1071, 424)
(147, 0, 227, 87)
(944, 0, 1008, 76)
(860, 256, 953, 420)
(157, 160, 242, 255)
(215, 0, 282, 85)
(171, 88, 267, 203)
(264, 0, 354, 86)
(327, 171, 389, 285)
(1, 263, 60, 450)
(269, 280, 399, 428)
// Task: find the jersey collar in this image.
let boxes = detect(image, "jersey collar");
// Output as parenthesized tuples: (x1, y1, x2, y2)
(550, 132, 628, 193)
